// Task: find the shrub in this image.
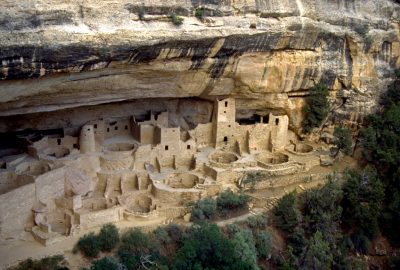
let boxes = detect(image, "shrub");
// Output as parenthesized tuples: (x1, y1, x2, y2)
(303, 84, 330, 133)
(170, 13, 184, 26)
(195, 8, 205, 20)
(165, 223, 185, 245)
(255, 231, 272, 259)
(354, 24, 369, 36)
(98, 223, 119, 252)
(154, 226, 171, 245)
(274, 192, 302, 233)
(190, 197, 217, 221)
(9, 255, 67, 270)
(76, 233, 101, 258)
(90, 257, 120, 270)
(333, 125, 353, 156)
(245, 215, 267, 231)
(216, 189, 250, 215)
(351, 233, 371, 254)
(138, 5, 146, 20)
(119, 228, 152, 254)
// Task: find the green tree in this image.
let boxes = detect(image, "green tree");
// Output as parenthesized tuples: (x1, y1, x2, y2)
(333, 125, 353, 156)
(274, 192, 302, 233)
(76, 233, 101, 258)
(190, 197, 217, 221)
(255, 231, 272, 259)
(172, 223, 256, 270)
(98, 223, 119, 252)
(231, 229, 259, 269)
(90, 257, 120, 270)
(303, 84, 330, 133)
(170, 13, 184, 26)
(216, 189, 250, 217)
(301, 231, 333, 270)
(341, 168, 384, 238)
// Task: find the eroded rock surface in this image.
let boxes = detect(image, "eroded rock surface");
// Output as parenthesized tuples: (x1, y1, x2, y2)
(0, 0, 399, 132)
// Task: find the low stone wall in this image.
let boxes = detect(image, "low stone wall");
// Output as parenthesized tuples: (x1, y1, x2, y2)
(157, 206, 187, 219)
(77, 206, 124, 230)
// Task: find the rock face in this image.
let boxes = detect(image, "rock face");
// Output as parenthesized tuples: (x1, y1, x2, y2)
(0, 0, 399, 132)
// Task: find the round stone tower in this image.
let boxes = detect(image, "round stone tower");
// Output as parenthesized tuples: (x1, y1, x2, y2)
(79, 125, 96, 153)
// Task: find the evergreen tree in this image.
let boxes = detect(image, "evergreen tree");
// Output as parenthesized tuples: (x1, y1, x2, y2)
(303, 84, 330, 133)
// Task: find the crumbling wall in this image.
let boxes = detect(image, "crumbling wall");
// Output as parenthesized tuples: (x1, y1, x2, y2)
(190, 123, 213, 146)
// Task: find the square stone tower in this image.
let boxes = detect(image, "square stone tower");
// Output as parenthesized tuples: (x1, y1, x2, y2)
(212, 98, 236, 149)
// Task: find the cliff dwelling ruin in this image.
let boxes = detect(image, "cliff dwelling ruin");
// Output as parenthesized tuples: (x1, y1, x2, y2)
(0, 97, 328, 246)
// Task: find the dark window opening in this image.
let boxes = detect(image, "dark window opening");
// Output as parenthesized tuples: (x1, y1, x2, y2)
(224, 111, 226, 114)
(275, 119, 279, 125)
(87, 128, 90, 131)
(223, 136, 228, 142)
(263, 115, 269, 124)
(125, 125, 128, 130)
(225, 101, 228, 107)
(165, 145, 169, 150)
(94, 124, 97, 129)
(73, 144, 78, 149)
(115, 126, 118, 131)
(107, 128, 110, 133)
(187, 145, 191, 150)
(57, 139, 61, 145)
(228, 125, 231, 127)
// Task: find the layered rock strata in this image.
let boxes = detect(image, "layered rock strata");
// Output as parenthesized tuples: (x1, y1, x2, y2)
(0, 0, 399, 132)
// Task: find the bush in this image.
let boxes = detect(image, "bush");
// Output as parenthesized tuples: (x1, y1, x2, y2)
(190, 197, 217, 221)
(9, 255, 67, 270)
(255, 231, 272, 259)
(351, 233, 371, 254)
(119, 228, 152, 255)
(245, 215, 268, 231)
(195, 8, 205, 20)
(98, 223, 119, 252)
(138, 5, 146, 20)
(303, 84, 330, 133)
(76, 233, 101, 258)
(164, 223, 185, 245)
(154, 227, 170, 245)
(170, 13, 184, 26)
(216, 189, 250, 215)
(274, 192, 302, 233)
(90, 257, 120, 270)
(333, 125, 353, 156)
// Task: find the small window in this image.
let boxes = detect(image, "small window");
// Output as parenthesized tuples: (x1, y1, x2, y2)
(73, 144, 78, 149)
(223, 136, 228, 142)
(187, 145, 191, 150)
(94, 124, 97, 129)
(275, 119, 279, 125)
(228, 125, 231, 127)
(57, 139, 61, 145)
(224, 111, 226, 114)
(125, 125, 128, 130)
(225, 101, 228, 107)
(87, 128, 90, 131)
(107, 128, 110, 132)
(165, 145, 169, 150)
(115, 126, 118, 131)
